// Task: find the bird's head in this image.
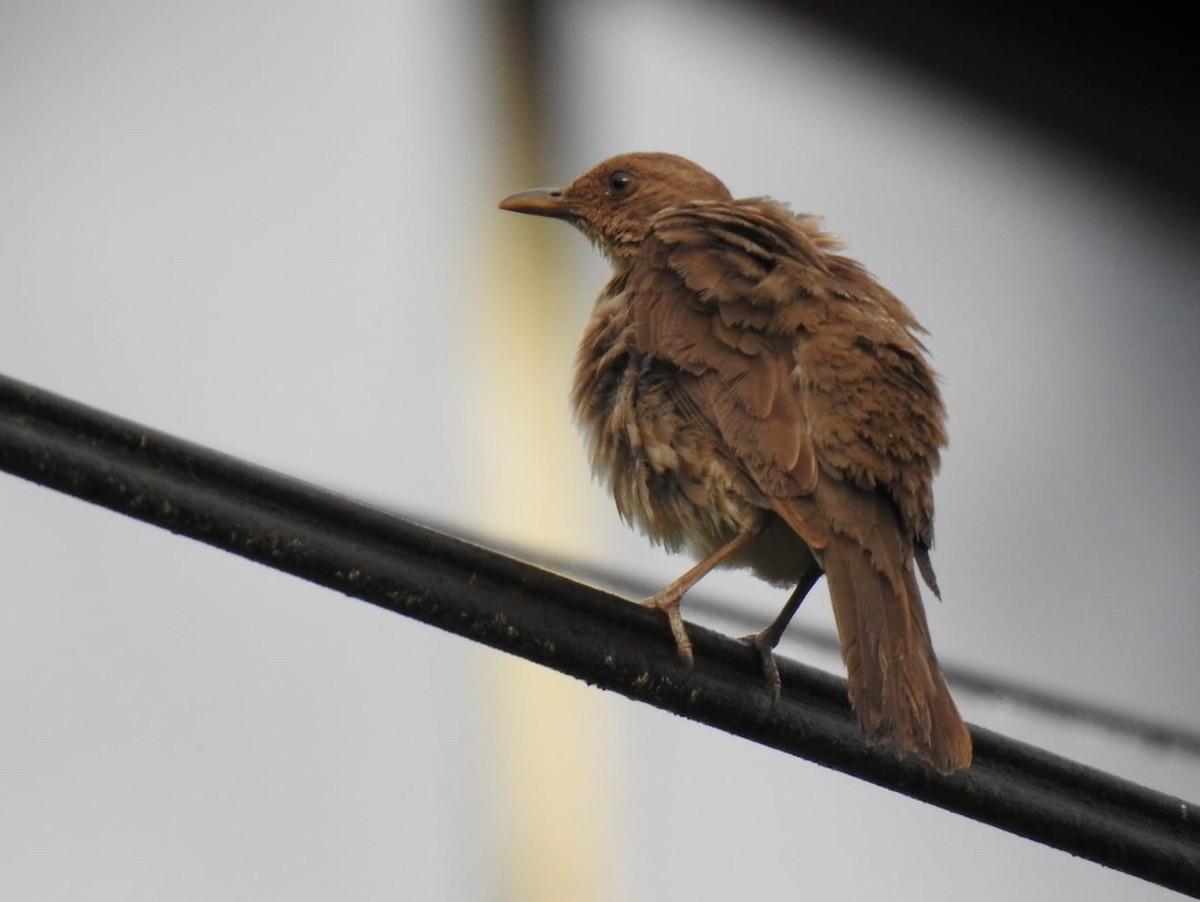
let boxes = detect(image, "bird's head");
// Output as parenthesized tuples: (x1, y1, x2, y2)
(499, 152, 732, 260)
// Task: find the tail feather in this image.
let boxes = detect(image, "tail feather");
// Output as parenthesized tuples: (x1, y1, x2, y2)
(817, 501, 971, 773)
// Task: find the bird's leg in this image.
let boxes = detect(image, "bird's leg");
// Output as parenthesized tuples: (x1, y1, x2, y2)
(743, 565, 822, 705)
(642, 527, 758, 672)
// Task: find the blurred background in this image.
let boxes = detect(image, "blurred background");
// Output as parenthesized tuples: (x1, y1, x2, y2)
(2, 2, 1197, 899)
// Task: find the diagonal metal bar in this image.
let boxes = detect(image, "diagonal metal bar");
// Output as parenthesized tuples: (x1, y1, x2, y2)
(1, 371, 1198, 896)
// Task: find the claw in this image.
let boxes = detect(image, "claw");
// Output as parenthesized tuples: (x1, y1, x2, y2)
(742, 629, 783, 708)
(632, 527, 761, 676)
(740, 566, 822, 706)
(643, 591, 694, 675)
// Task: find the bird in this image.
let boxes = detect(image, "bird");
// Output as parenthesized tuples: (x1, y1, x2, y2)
(499, 152, 971, 773)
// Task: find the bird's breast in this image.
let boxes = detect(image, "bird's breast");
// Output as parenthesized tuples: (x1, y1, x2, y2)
(570, 291, 760, 556)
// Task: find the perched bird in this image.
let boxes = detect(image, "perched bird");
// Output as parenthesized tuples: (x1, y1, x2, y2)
(499, 152, 971, 772)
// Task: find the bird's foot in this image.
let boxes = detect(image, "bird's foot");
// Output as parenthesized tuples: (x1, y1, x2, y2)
(641, 590, 694, 676)
(741, 628, 783, 708)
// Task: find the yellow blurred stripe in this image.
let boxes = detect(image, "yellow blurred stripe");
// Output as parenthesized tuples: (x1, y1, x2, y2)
(467, 10, 618, 892)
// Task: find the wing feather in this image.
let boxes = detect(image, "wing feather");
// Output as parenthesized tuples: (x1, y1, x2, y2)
(628, 199, 944, 560)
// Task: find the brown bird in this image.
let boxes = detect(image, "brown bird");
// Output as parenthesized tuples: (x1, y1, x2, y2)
(499, 152, 971, 772)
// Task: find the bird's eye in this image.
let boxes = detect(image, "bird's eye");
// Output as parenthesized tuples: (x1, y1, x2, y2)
(608, 171, 633, 193)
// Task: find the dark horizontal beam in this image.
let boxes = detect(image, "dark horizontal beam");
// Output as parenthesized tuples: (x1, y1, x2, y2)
(1, 371, 1198, 896)
(759, 0, 1199, 213)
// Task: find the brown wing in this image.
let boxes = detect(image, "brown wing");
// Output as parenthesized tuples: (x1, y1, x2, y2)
(627, 199, 943, 556)
(627, 202, 827, 548)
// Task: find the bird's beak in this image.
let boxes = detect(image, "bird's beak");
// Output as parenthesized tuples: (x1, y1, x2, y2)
(498, 187, 574, 219)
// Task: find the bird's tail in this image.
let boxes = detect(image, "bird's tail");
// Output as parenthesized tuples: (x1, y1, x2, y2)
(821, 522, 972, 773)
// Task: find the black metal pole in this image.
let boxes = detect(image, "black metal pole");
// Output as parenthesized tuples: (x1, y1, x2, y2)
(1, 372, 1198, 896)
